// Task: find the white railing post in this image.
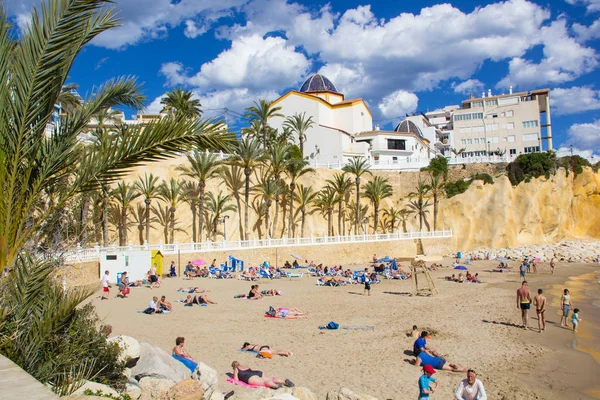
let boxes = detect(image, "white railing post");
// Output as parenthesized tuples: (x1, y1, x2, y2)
(159, 241, 164, 252)
(95, 243, 100, 257)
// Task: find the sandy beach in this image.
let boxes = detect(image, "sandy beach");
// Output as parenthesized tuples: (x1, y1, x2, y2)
(92, 258, 600, 400)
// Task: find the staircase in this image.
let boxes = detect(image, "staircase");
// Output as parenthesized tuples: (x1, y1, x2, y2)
(0, 355, 59, 399)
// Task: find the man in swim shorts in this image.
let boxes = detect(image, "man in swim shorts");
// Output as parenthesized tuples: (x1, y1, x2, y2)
(516, 281, 532, 330)
(533, 288, 546, 333)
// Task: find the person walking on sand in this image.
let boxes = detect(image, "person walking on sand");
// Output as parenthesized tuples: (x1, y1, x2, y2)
(572, 308, 581, 332)
(516, 281, 532, 330)
(454, 369, 487, 400)
(560, 288, 572, 327)
(101, 270, 110, 300)
(550, 258, 555, 275)
(418, 364, 439, 399)
(149, 263, 159, 289)
(364, 270, 371, 296)
(519, 261, 527, 281)
(533, 289, 546, 333)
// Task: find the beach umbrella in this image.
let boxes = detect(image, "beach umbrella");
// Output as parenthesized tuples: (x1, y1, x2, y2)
(192, 259, 206, 266)
(454, 265, 467, 270)
(290, 253, 303, 261)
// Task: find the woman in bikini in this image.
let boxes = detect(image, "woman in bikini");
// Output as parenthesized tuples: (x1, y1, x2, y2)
(184, 294, 216, 305)
(248, 285, 262, 300)
(560, 288, 573, 327)
(241, 342, 293, 356)
(231, 361, 294, 388)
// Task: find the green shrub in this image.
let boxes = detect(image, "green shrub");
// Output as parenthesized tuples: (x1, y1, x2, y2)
(421, 156, 448, 180)
(557, 155, 591, 177)
(506, 153, 554, 185)
(471, 173, 494, 184)
(445, 179, 471, 198)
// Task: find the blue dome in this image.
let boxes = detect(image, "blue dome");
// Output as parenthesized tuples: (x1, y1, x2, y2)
(299, 74, 338, 93)
(394, 120, 423, 137)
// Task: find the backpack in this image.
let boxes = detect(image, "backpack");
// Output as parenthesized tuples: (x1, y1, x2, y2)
(267, 306, 276, 317)
(327, 321, 339, 330)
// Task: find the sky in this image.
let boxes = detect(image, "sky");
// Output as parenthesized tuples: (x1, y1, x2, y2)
(7, 0, 600, 157)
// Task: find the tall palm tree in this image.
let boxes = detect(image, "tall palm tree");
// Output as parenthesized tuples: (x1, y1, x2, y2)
(315, 186, 337, 236)
(111, 181, 140, 246)
(244, 99, 284, 149)
(326, 173, 354, 237)
(407, 199, 431, 232)
(285, 160, 314, 238)
(294, 184, 318, 238)
(134, 173, 160, 244)
(229, 138, 265, 240)
(382, 207, 403, 233)
(284, 112, 314, 155)
(205, 191, 237, 241)
(152, 204, 185, 243)
(342, 157, 372, 234)
(427, 173, 445, 231)
(399, 207, 414, 233)
(177, 151, 222, 242)
(265, 142, 290, 238)
(363, 176, 393, 234)
(160, 87, 202, 120)
(181, 180, 201, 242)
(158, 178, 185, 243)
(408, 178, 431, 232)
(222, 165, 245, 240)
(250, 198, 267, 239)
(254, 174, 284, 238)
(131, 203, 156, 245)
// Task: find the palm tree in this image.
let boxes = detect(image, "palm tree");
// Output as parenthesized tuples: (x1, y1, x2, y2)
(229, 138, 265, 240)
(407, 199, 431, 231)
(315, 186, 337, 236)
(408, 178, 431, 232)
(177, 151, 222, 242)
(134, 173, 160, 244)
(342, 157, 372, 234)
(111, 181, 140, 245)
(152, 204, 185, 243)
(326, 173, 354, 237)
(427, 173, 445, 231)
(158, 178, 185, 243)
(363, 176, 393, 234)
(205, 191, 236, 241)
(254, 174, 284, 238)
(222, 165, 245, 240)
(399, 207, 414, 233)
(160, 87, 202, 120)
(250, 198, 267, 239)
(131, 203, 156, 245)
(57, 83, 82, 115)
(264, 142, 290, 238)
(284, 112, 314, 155)
(294, 184, 318, 238)
(244, 99, 284, 148)
(181, 180, 201, 242)
(382, 207, 403, 234)
(285, 160, 314, 238)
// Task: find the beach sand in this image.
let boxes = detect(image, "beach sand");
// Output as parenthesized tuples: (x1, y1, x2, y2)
(92, 259, 600, 399)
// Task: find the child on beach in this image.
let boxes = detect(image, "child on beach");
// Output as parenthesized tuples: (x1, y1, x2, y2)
(364, 270, 371, 296)
(418, 364, 438, 399)
(572, 308, 581, 332)
(101, 270, 110, 300)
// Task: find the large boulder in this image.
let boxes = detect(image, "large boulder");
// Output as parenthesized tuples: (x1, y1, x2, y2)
(108, 335, 141, 367)
(132, 342, 192, 382)
(326, 388, 378, 400)
(72, 380, 119, 397)
(266, 394, 300, 400)
(291, 387, 317, 400)
(126, 380, 143, 399)
(139, 377, 176, 400)
(196, 362, 218, 399)
(161, 378, 204, 400)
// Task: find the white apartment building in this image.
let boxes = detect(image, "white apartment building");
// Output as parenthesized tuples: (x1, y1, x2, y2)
(451, 88, 552, 157)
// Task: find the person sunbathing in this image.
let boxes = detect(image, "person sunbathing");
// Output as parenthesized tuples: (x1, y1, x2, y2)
(231, 361, 294, 388)
(241, 342, 292, 356)
(179, 287, 211, 293)
(248, 285, 262, 300)
(274, 307, 307, 318)
(184, 294, 216, 305)
(412, 352, 467, 373)
(158, 295, 173, 311)
(261, 288, 282, 296)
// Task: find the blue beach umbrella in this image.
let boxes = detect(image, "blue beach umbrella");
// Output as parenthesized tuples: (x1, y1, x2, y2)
(454, 265, 468, 270)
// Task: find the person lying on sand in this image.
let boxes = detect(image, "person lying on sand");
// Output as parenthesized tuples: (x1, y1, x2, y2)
(179, 287, 211, 293)
(241, 342, 292, 356)
(184, 294, 216, 305)
(412, 352, 467, 373)
(261, 288, 282, 296)
(275, 307, 307, 318)
(231, 361, 294, 388)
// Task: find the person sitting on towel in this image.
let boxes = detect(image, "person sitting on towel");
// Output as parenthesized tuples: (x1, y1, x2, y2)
(172, 337, 197, 372)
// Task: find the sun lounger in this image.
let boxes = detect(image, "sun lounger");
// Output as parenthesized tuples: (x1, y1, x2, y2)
(288, 273, 303, 280)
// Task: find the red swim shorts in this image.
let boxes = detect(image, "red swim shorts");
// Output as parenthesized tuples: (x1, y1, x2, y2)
(103, 287, 109, 292)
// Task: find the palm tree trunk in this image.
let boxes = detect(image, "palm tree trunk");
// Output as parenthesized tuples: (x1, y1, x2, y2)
(272, 193, 280, 238)
(164, 225, 168, 243)
(374, 203, 379, 234)
(419, 199, 423, 231)
(121, 206, 127, 245)
(138, 225, 144, 245)
(433, 194, 438, 231)
(191, 201, 197, 242)
(244, 169, 251, 240)
(199, 182, 205, 242)
(355, 178, 360, 235)
(265, 203, 271, 238)
(234, 194, 243, 240)
(170, 208, 175, 243)
(299, 136, 304, 155)
(102, 195, 108, 247)
(301, 210, 306, 237)
(145, 199, 151, 244)
(328, 210, 332, 236)
(337, 199, 342, 237)
(288, 184, 295, 238)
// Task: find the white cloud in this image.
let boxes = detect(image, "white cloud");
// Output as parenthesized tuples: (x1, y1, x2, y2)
(184, 20, 208, 39)
(377, 90, 418, 118)
(555, 146, 599, 160)
(565, 120, 600, 152)
(565, 0, 600, 13)
(497, 19, 598, 88)
(551, 86, 600, 115)
(573, 20, 600, 42)
(160, 35, 310, 91)
(452, 79, 485, 95)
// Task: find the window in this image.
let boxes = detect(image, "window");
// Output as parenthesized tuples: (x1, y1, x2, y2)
(474, 138, 480, 144)
(467, 139, 473, 144)
(509, 149, 516, 155)
(507, 122, 515, 130)
(387, 139, 406, 150)
(523, 146, 540, 153)
(507, 135, 515, 143)
(506, 110, 514, 117)
(492, 137, 499, 144)
(454, 112, 483, 121)
(523, 120, 539, 128)
(485, 99, 498, 106)
(523, 133, 538, 142)
(471, 101, 483, 108)
(461, 139, 466, 145)
(486, 124, 498, 131)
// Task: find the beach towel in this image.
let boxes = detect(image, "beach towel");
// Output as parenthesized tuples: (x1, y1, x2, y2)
(172, 354, 198, 373)
(226, 377, 267, 389)
(238, 349, 259, 354)
(137, 309, 170, 315)
(264, 313, 298, 320)
(341, 325, 375, 330)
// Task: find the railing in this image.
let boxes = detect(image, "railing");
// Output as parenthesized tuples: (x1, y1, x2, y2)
(64, 229, 453, 262)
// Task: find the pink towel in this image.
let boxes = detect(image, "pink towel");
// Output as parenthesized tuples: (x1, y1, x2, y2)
(226, 377, 266, 388)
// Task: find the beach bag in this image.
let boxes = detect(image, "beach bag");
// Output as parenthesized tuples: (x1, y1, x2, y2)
(267, 306, 277, 317)
(143, 307, 155, 314)
(121, 287, 130, 295)
(259, 351, 273, 359)
(327, 321, 339, 330)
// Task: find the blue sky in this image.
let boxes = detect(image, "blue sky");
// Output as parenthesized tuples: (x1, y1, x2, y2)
(7, 0, 600, 157)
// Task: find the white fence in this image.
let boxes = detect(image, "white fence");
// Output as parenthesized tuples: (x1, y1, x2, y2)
(64, 229, 453, 262)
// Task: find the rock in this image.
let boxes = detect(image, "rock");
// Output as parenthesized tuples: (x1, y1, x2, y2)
(132, 342, 192, 382)
(208, 390, 225, 400)
(326, 388, 379, 400)
(291, 387, 317, 400)
(196, 362, 218, 399)
(161, 378, 204, 400)
(139, 376, 176, 400)
(266, 394, 300, 400)
(72, 380, 119, 397)
(108, 335, 141, 367)
(126, 380, 143, 399)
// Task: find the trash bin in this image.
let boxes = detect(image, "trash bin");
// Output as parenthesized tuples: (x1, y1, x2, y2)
(457, 252, 462, 259)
